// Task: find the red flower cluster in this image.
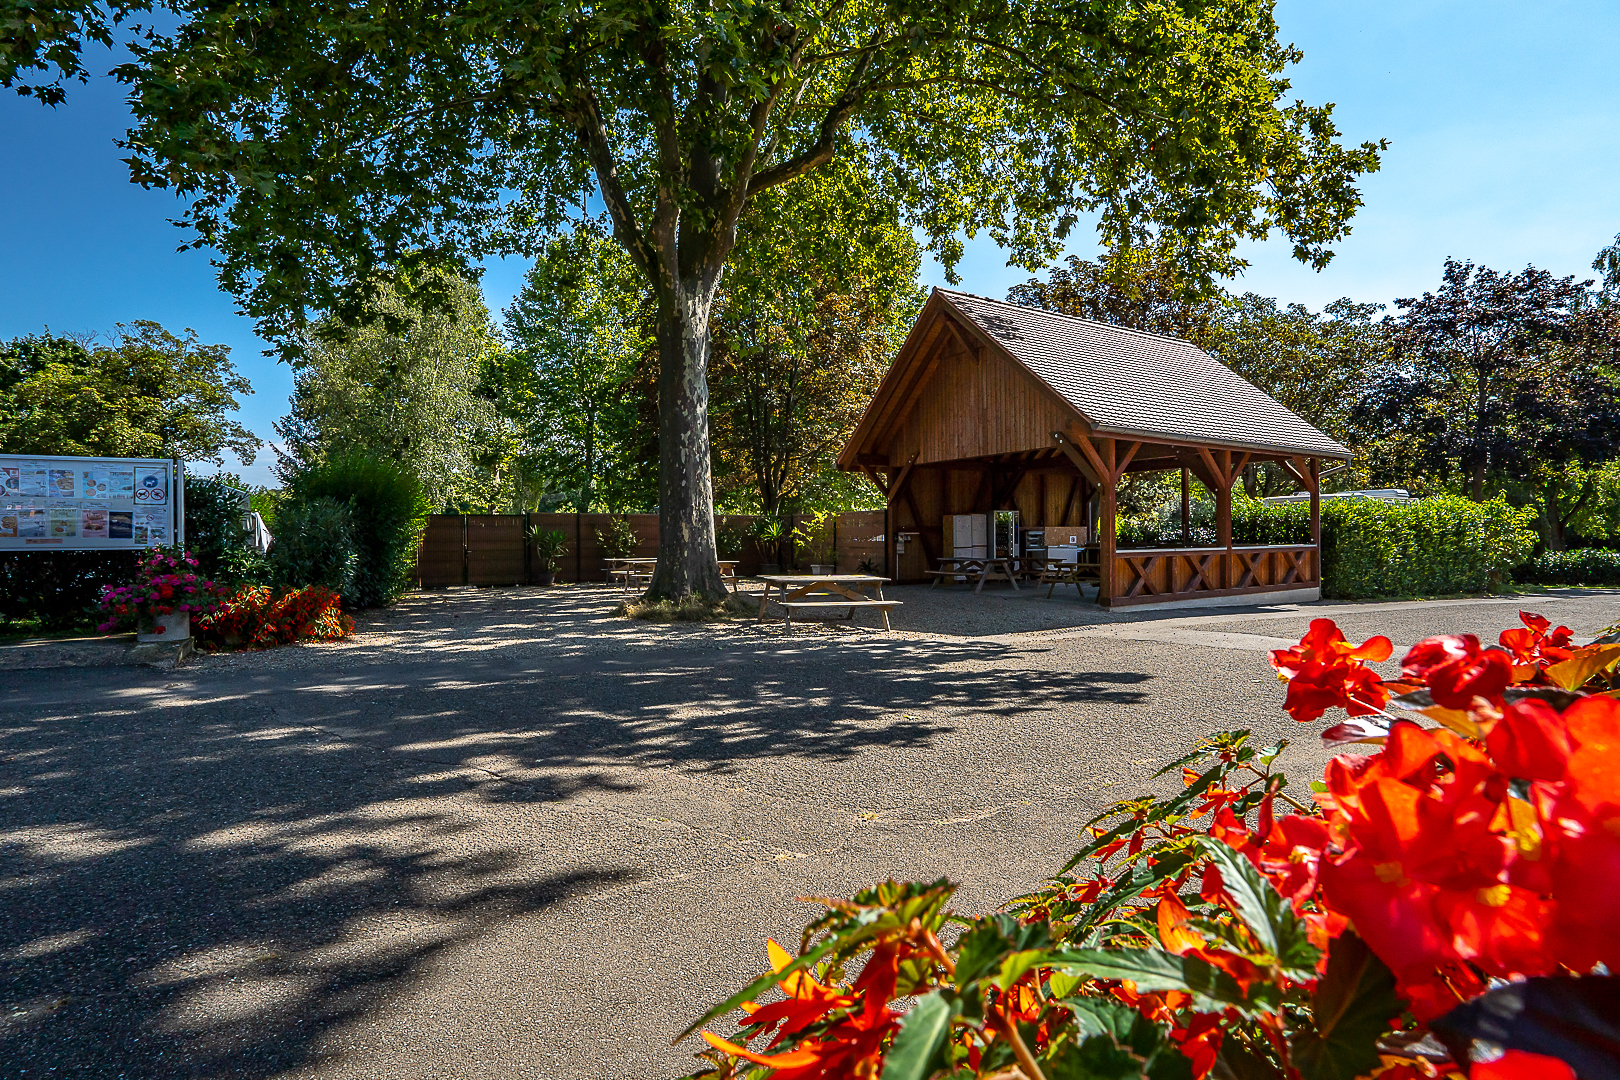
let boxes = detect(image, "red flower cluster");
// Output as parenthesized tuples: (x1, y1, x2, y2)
(701, 939, 908, 1079)
(1268, 618, 1394, 722)
(1260, 612, 1620, 1020)
(194, 585, 351, 650)
(96, 548, 227, 633)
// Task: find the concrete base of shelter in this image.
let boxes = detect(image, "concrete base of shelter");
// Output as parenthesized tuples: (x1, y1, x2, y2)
(1103, 586, 1320, 613)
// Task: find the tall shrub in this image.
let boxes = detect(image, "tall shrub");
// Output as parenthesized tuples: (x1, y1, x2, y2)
(284, 452, 428, 607)
(268, 497, 359, 595)
(183, 475, 249, 578)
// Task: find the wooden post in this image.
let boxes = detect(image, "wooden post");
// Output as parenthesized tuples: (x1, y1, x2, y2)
(1309, 457, 1322, 583)
(1216, 449, 1233, 550)
(1099, 438, 1117, 606)
(1180, 467, 1191, 547)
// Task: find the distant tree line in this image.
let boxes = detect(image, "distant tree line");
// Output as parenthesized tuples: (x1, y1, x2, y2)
(1009, 237, 1620, 551)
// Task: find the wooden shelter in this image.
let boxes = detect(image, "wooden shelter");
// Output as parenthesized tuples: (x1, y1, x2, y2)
(836, 289, 1352, 608)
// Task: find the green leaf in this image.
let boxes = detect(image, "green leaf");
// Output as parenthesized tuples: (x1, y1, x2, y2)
(954, 913, 1050, 988)
(1049, 949, 1278, 1015)
(883, 991, 957, 1080)
(997, 948, 1047, 991)
(1290, 933, 1402, 1080)
(1060, 760, 1238, 876)
(1196, 839, 1320, 976)
(1047, 1033, 1149, 1080)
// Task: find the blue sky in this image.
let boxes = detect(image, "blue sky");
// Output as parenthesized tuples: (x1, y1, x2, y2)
(3, 1, 1617, 487)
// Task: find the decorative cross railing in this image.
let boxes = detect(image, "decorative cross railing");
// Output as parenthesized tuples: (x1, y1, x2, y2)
(1108, 544, 1319, 607)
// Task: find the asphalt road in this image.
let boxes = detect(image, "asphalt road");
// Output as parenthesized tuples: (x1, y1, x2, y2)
(3, 587, 1616, 1078)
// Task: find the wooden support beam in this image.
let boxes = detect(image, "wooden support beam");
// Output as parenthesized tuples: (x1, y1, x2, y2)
(885, 452, 920, 576)
(1098, 438, 1117, 605)
(902, 482, 939, 566)
(1051, 432, 1103, 486)
(860, 465, 889, 499)
(970, 466, 993, 513)
(1181, 467, 1191, 547)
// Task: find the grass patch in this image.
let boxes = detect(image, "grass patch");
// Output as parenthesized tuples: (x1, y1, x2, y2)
(617, 593, 757, 623)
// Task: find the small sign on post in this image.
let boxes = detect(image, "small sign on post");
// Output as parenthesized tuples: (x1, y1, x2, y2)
(0, 454, 185, 551)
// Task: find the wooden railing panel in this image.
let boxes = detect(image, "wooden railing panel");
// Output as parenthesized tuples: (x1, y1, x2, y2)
(1108, 545, 1319, 608)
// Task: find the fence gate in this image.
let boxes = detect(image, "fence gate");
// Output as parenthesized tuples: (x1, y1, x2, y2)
(466, 515, 526, 585)
(417, 515, 466, 587)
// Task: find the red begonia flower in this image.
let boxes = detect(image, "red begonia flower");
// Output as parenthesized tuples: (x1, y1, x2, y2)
(1402, 634, 1513, 709)
(1486, 700, 1573, 782)
(1270, 619, 1395, 722)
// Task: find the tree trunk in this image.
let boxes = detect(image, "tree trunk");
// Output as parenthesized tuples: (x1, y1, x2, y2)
(646, 286, 727, 600)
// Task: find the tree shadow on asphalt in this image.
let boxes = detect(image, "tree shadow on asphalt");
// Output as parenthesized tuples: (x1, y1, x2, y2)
(0, 626, 1151, 1077)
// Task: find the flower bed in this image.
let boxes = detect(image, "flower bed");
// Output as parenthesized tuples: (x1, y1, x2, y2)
(96, 549, 229, 634)
(193, 584, 353, 650)
(680, 611, 1620, 1080)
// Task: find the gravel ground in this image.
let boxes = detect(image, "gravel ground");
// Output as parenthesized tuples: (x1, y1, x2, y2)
(2, 584, 1616, 1079)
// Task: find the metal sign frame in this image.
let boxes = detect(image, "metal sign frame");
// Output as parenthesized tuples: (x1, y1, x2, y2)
(0, 454, 185, 551)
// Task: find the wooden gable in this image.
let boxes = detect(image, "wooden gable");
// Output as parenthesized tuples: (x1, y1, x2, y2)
(839, 292, 1081, 470)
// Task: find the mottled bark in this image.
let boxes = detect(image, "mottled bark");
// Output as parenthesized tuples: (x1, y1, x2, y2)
(645, 286, 728, 600)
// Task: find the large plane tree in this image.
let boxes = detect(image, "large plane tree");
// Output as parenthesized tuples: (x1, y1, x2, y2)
(4, 0, 1384, 598)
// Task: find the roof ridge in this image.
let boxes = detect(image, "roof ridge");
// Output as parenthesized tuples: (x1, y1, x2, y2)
(936, 287, 1199, 348)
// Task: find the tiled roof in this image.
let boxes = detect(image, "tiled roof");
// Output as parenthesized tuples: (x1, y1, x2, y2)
(939, 290, 1351, 459)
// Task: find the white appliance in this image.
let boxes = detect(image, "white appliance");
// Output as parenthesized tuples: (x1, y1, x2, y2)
(951, 514, 988, 559)
(1046, 527, 1087, 565)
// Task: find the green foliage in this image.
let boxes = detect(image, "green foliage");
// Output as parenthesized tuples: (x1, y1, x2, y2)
(1120, 493, 1537, 597)
(710, 160, 925, 516)
(182, 475, 250, 579)
(0, 324, 259, 464)
(498, 225, 653, 514)
(714, 525, 747, 560)
(0, 550, 141, 633)
(527, 527, 569, 573)
(595, 516, 642, 560)
(790, 508, 837, 566)
(1322, 494, 1536, 598)
(1352, 258, 1620, 499)
(267, 497, 359, 596)
(276, 274, 510, 512)
(1288, 933, 1402, 1080)
(1516, 548, 1620, 587)
(283, 452, 428, 607)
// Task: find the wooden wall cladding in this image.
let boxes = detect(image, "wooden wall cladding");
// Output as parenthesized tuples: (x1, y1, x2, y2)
(890, 338, 1076, 467)
(466, 515, 527, 586)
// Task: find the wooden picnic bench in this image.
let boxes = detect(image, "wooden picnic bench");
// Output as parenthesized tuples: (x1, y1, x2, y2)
(1039, 549, 1103, 597)
(927, 556, 1028, 593)
(607, 558, 738, 592)
(756, 574, 899, 631)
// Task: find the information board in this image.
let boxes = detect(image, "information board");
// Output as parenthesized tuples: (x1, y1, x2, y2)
(0, 454, 184, 550)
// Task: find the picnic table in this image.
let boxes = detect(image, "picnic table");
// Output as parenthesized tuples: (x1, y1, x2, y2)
(607, 558, 739, 592)
(926, 556, 1027, 593)
(1036, 549, 1103, 597)
(756, 574, 899, 631)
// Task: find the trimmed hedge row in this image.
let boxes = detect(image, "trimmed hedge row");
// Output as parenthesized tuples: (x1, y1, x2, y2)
(1121, 493, 1537, 599)
(1515, 548, 1620, 587)
(1318, 494, 1535, 599)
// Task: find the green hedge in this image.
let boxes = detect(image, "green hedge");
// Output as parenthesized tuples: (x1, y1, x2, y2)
(1120, 493, 1536, 598)
(1515, 548, 1620, 587)
(1319, 494, 1535, 599)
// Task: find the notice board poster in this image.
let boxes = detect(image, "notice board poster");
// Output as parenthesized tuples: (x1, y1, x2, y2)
(0, 454, 182, 551)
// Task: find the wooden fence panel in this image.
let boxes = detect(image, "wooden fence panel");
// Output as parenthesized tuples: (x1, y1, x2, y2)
(414, 510, 887, 588)
(836, 510, 887, 575)
(466, 515, 526, 586)
(416, 515, 466, 587)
